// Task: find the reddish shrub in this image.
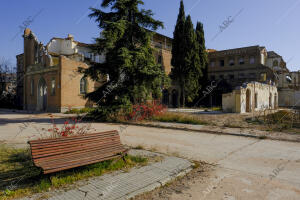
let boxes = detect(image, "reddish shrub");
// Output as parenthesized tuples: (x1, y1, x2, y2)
(127, 101, 166, 121)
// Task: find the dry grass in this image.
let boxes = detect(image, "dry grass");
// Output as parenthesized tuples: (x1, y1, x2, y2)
(151, 112, 208, 125)
(246, 110, 300, 132)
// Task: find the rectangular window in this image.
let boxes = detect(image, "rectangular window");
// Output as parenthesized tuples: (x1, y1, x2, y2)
(239, 58, 245, 65)
(229, 74, 234, 79)
(220, 60, 225, 67)
(229, 58, 235, 66)
(30, 79, 34, 96)
(51, 78, 55, 95)
(250, 56, 255, 64)
(210, 61, 215, 67)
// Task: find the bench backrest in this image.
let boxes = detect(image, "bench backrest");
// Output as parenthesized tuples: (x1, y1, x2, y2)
(28, 130, 126, 174)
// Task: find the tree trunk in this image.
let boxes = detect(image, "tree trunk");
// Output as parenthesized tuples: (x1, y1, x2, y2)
(181, 78, 185, 108)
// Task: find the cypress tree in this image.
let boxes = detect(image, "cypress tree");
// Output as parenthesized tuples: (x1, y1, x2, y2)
(81, 0, 168, 119)
(196, 22, 208, 90)
(171, 0, 186, 107)
(183, 15, 202, 104)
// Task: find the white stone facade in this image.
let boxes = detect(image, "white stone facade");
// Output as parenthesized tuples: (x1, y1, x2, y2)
(222, 82, 278, 113)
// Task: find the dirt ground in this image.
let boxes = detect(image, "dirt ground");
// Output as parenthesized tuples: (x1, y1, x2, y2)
(186, 109, 300, 134)
(132, 161, 214, 200)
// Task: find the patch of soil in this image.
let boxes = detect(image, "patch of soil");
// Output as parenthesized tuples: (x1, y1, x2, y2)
(131, 161, 214, 200)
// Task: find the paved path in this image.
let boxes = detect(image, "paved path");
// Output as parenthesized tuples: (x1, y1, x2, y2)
(1, 112, 300, 199)
(20, 150, 192, 200)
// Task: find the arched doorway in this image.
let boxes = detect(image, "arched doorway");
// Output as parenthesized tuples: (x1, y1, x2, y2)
(172, 90, 178, 108)
(37, 78, 47, 111)
(162, 89, 169, 106)
(246, 89, 251, 112)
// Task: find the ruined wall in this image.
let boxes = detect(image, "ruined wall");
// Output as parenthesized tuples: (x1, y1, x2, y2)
(278, 89, 300, 107)
(47, 37, 77, 55)
(222, 91, 237, 113)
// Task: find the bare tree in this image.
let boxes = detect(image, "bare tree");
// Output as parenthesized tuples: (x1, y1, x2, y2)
(0, 57, 17, 108)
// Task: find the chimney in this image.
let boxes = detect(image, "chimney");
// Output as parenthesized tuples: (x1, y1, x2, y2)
(24, 28, 31, 37)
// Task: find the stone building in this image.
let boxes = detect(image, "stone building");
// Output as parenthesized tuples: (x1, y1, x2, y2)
(17, 29, 174, 112)
(222, 82, 278, 113)
(206, 46, 277, 107)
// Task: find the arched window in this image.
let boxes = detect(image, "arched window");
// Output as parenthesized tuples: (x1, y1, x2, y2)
(80, 77, 87, 94)
(273, 60, 279, 67)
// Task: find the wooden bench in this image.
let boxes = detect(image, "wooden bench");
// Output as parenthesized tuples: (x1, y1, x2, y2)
(28, 130, 127, 174)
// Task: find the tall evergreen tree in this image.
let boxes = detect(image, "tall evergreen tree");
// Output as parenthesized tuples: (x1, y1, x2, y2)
(183, 15, 202, 104)
(171, 0, 202, 106)
(171, 0, 186, 107)
(81, 0, 168, 119)
(195, 22, 208, 90)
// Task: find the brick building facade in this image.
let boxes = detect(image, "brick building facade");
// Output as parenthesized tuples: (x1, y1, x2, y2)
(18, 29, 103, 112)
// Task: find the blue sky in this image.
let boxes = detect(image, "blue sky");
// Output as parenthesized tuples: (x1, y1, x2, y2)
(1, 0, 300, 71)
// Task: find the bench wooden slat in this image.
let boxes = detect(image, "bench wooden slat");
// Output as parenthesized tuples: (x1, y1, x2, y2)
(29, 131, 117, 144)
(28, 130, 127, 174)
(30, 135, 119, 150)
(40, 148, 127, 169)
(32, 143, 123, 162)
(33, 144, 125, 163)
(31, 137, 121, 157)
(43, 154, 122, 174)
(29, 132, 117, 147)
